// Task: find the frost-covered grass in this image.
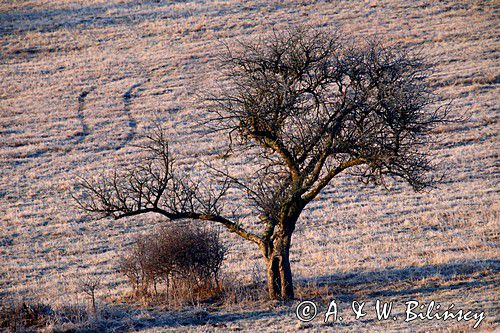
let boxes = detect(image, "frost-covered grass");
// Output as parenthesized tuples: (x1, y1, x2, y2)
(0, 0, 498, 332)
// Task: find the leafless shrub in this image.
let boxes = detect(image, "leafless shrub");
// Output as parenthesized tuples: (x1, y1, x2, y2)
(119, 224, 226, 304)
(118, 237, 158, 298)
(168, 225, 226, 288)
(77, 274, 101, 316)
(0, 298, 53, 332)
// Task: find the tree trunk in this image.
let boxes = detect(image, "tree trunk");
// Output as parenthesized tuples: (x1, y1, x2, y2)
(265, 233, 294, 300)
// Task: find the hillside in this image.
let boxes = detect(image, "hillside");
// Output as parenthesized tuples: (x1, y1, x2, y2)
(0, 1, 498, 332)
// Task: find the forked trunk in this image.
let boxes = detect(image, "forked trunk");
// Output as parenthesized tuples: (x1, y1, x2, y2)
(264, 233, 294, 300)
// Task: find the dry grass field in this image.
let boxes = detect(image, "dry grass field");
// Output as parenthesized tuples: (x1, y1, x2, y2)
(0, 0, 499, 332)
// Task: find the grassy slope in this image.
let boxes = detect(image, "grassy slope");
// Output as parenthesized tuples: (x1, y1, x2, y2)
(0, 0, 498, 331)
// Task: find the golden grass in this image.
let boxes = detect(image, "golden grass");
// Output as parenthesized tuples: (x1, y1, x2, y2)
(0, 1, 498, 332)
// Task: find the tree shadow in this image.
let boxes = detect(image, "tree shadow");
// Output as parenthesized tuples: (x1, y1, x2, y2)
(95, 259, 498, 332)
(295, 259, 499, 302)
(93, 307, 287, 332)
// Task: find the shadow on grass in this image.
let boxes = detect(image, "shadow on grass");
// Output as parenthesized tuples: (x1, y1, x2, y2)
(296, 259, 499, 302)
(0, 2, 164, 36)
(89, 259, 498, 332)
(0, 0, 266, 37)
(88, 307, 287, 332)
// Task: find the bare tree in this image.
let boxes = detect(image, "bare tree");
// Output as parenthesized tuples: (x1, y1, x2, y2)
(78, 275, 101, 316)
(72, 26, 450, 301)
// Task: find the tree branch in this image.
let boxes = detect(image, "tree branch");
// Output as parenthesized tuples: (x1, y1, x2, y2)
(302, 158, 366, 203)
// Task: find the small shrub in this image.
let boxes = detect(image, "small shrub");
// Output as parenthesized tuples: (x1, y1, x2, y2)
(0, 299, 53, 332)
(119, 224, 226, 304)
(77, 274, 101, 316)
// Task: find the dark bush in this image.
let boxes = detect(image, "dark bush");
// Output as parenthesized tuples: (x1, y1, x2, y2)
(0, 299, 53, 332)
(119, 224, 226, 304)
